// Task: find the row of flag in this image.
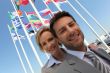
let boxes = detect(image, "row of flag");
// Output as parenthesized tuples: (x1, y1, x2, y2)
(8, 0, 67, 43)
(8, 0, 68, 71)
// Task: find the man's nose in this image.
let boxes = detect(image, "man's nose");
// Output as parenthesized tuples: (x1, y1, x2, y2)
(67, 26, 74, 33)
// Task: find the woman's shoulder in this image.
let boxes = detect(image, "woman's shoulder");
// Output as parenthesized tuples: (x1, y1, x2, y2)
(41, 60, 50, 73)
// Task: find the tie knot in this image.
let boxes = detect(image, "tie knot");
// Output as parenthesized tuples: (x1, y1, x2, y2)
(85, 52, 98, 61)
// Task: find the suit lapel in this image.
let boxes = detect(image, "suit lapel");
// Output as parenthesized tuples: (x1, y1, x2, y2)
(91, 48, 110, 62)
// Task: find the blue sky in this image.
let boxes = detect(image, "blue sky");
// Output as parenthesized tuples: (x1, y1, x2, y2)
(0, 0, 110, 73)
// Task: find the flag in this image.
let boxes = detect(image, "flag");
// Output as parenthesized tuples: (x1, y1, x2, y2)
(11, 33, 25, 41)
(28, 30, 37, 37)
(8, 11, 17, 19)
(33, 23, 42, 28)
(29, 20, 42, 28)
(26, 11, 42, 28)
(15, 1, 20, 10)
(42, 18, 50, 25)
(8, 25, 14, 30)
(8, 24, 22, 30)
(26, 12, 36, 15)
(32, 20, 42, 28)
(20, 0, 29, 5)
(8, 11, 24, 19)
(44, 0, 66, 4)
(26, 12, 39, 21)
(55, 0, 66, 7)
(30, 20, 40, 24)
(45, 0, 51, 4)
(24, 23, 31, 29)
(12, 16, 22, 29)
(39, 9, 51, 17)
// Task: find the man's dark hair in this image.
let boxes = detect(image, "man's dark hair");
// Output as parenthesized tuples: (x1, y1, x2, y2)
(50, 11, 76, 37)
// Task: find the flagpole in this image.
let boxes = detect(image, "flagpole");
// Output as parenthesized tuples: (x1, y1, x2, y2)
(7, 25, 28, 73)
(74, 0, 110, 38)
(25, 11, 50, 59)
(11, 0, 43, 67)
(11, 21, 35, 73)
(66, 1, 110, 51)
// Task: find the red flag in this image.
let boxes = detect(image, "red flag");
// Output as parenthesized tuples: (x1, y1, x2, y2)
(33, 23, 42, 28)
(32, 20, 42, 28)
(40, 9, 51, 17)
(55, 0, 66, 2)
(42, 18, 50, 25)
(26, 12, 36, 15)
(45, 0, 51, 4)
(25, 23, 31, 29)
(20, 0, 29, 5)
(54, 0, 59, 2)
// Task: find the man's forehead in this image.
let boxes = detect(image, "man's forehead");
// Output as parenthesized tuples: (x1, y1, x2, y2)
(53, 17, 73, 29)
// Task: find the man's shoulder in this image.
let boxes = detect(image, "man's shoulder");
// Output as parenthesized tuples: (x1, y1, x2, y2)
(91, 48, 110, 61)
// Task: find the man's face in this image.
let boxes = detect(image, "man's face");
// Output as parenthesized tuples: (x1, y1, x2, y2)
(53, 16, 84, 50)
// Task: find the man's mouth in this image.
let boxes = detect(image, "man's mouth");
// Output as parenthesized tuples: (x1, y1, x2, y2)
(68, 33, 79, 41)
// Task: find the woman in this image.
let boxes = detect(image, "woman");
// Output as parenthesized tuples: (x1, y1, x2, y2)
(36, 27, 68, 73)
(36, 27, 101, 73)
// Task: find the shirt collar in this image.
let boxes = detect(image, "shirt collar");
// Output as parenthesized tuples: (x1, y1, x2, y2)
(64, 47, 91, 60)
(47, 55, 62, 68)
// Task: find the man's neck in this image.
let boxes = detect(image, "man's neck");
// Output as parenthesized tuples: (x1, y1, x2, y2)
(66, 44, 87, 52)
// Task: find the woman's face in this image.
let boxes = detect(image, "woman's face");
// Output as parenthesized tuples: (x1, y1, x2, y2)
(39, 31, 59, 55)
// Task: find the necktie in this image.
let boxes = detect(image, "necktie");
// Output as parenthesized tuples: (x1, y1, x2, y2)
(85, 52, 110, 73)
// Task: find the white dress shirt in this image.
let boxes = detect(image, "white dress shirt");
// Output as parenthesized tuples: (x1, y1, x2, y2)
(64, 47, 110, 68)
(46, 55, 62, 68)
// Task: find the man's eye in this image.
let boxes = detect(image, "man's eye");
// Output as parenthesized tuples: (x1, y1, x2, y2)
(59, 28, 66, 34)
(69, 22, 75, 27)
(60, 30, 65, 34)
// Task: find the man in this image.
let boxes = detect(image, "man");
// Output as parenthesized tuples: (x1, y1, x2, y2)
(50, 11, 110, 73)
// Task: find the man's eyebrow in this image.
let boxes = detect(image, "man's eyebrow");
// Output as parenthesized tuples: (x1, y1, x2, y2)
(58, 26, 64, 32)
(68, 21, 73, 24)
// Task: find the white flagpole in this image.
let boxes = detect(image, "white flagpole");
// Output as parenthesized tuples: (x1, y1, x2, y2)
(66, 1, 110, 51)
(25, 11, 50, 59)
(11, 0, 43, 67)
(75, 0, 110, 38)
(11, 21, 35, 73)
(7, 25, 28, 73)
